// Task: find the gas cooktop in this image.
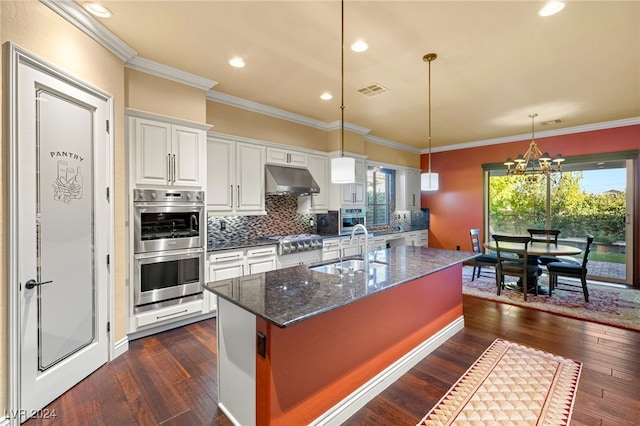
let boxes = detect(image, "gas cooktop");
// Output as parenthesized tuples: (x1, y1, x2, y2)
(262, 234, 323, 255)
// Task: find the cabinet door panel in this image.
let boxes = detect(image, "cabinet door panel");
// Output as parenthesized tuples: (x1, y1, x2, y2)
(247, 257, 276, 274)
(135, 119, 171, 185)
(172, 125, 203, 187)
(207, 139, 234, 211)
(210, 263, 244, 281)
(236, 143, 265, 212)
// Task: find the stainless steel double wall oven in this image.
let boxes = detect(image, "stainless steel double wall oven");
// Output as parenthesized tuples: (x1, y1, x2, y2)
(133, 189, 205, 311)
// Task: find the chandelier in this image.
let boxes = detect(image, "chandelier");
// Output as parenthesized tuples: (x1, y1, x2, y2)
(504, 114, 564, 176)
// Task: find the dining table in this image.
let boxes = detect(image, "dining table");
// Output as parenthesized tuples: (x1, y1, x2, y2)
(484, 240, 582, 294)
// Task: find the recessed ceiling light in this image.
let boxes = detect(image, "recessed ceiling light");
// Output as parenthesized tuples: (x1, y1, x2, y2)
(538, 1, 565, 17)
(229, 57, 245, 68)
(83, 2, 112, 18)
(320, 92, 333, 100)
(351, 40, 369, 53)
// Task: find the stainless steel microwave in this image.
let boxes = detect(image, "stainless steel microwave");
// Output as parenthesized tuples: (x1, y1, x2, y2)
(340, 208, 366, 233)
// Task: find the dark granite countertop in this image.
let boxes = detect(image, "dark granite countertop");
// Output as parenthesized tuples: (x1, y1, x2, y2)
(205, 246, 474, 328)
(208, 239, 277, 252)
(318, 227, 428, 239)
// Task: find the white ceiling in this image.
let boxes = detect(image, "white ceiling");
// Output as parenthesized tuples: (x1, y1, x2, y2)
(86, 1, 639, 151)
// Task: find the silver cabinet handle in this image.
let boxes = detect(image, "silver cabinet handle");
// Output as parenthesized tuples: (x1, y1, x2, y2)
(237, 185, 240, 208)
(230, 185, 233, 208)
(25, 279, 53, 290)
(167, 154, 171, 184)
(171, 154, 176, 183)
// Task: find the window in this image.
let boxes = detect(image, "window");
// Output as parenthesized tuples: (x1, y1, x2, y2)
(485, 152, 636, 284)
(367, 167, 392, 226)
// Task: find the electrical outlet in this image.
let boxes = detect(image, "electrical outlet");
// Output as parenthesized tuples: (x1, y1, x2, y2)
(220, 219, 226, 231)
(257, 332, 266, 357)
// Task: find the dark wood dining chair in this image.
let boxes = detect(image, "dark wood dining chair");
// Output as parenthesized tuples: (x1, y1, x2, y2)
(469, 228, 497, 281)
(492, 234, 535, 301)
(527, 228, 562, 265)
(546, 234, 594, 302)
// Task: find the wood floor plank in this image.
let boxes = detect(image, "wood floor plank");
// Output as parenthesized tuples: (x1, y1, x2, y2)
(23, 294, 640, 425)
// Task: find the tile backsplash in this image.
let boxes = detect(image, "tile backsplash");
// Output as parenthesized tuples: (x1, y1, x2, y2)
(207, 196, 429, 249)
(207, 195, 315, 248)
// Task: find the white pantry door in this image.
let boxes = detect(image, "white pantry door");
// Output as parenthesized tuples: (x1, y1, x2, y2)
(16, 53, 110, 421)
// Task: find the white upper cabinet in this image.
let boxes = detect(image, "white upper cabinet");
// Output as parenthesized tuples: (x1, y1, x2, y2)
(329, 157, 367, 209)
(207, 136, 265, 215)
(266, 146, 308, 167)
(396, 168, 421, 211)
(131, 116, 205, 188)
(172, 125, 204, 186)
(298, 153, 329, 214)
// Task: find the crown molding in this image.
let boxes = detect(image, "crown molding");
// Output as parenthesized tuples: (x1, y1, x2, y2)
(365, 134, 422, 154)
(40, 0, 136, 61)
(126, 56, 217, 91)
(207, 90, 330, 130)
(325, 120, 371, 135)
(41, 0, 215, 90)
(126, 108, 212, 131)
(424, 117, 640, 154)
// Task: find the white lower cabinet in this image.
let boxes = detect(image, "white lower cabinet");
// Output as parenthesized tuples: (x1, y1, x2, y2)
(246, 246, 278, 274)
(322, 236, 367, 260)
(208, 245, 277, 312)
(135, 298, 204, 329)
(372, 237, 386, 251)
(322, 238, 342, 261)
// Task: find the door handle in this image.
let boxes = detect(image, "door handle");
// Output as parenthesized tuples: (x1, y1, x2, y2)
(25, 279, 53, 290)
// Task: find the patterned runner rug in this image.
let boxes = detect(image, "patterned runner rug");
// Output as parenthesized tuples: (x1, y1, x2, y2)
(418, 339, 582, 426)
(462, 265, 640, 332)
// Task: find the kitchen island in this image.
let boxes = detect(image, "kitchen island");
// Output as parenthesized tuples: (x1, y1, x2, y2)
(205, 245, 474, 426)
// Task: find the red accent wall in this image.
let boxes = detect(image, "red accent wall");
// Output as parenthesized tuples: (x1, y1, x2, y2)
(255, 264, 463, 425)
(420, 124, 640, 284)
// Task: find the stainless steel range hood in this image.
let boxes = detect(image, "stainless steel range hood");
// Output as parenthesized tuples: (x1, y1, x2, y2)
(265, 164, 320, 196)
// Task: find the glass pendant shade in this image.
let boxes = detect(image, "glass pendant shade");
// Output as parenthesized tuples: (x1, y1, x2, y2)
(421, 172, 439, 191)
(331, 156, 355, 183)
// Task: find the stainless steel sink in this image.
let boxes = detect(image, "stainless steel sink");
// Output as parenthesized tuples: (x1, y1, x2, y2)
(309, 259, 388, 275)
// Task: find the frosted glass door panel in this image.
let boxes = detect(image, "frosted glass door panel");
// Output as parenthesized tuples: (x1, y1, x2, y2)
(37, 89, 95, 370)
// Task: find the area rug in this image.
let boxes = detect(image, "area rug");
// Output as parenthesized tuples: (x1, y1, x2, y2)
(462, 266, 640, 332)
(418, 338, 582, 426)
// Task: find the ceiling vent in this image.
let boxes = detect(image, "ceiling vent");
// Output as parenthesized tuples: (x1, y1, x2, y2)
(539, 118, 563, 126)
(357, 83, 389, 97)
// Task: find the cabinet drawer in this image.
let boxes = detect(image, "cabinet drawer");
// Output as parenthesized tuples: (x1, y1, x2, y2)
(209, 250, 244, 263)
(136, 298, 203, 328)
(246, 246, 277, 258)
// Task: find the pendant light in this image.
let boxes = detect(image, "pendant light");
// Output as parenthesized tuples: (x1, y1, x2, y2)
(421, 53, 439, 191)
(330, 0, 356, 184)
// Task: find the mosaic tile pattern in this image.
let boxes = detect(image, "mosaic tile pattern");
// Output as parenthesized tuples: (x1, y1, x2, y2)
(207, 195, 316, 249)
(207, 194, 430, 249)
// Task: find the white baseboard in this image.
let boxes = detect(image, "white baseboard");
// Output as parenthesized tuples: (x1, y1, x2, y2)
(112, 336, 129, 359)
(310, 316, 465, 426)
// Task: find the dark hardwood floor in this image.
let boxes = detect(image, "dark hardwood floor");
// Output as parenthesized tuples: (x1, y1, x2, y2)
(25, 295, 640, 425)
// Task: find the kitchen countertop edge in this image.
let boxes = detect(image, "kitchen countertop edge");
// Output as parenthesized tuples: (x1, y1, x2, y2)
(205, 246, 474, 328)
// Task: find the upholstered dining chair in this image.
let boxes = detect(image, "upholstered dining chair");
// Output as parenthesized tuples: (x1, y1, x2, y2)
(492, 234, 535, 301)
(546, 234, 594, 302)
(527, 228, 562, 265)
(469, 228, 497, 281)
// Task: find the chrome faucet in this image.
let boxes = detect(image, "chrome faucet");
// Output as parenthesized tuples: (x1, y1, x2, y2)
(350, 224, 369, 271)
